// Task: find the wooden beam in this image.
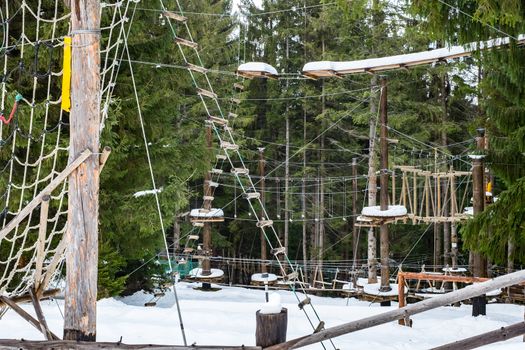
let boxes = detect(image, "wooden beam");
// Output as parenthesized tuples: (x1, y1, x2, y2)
(99, 146, 112, 172)
(399, 272, 489, 284)
(34, 195, 50, 289)
(29, 288, 58, 341)
(0, 296, 59, 341)
(0, 339, 262, 349)
(265, 269, 525, 350)
(0, 289, 60, 308)
(0, 149, 92, 241)
(430, 322, 525, 350)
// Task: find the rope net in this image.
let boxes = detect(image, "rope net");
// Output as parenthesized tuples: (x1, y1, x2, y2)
(0, 0, 135, 299)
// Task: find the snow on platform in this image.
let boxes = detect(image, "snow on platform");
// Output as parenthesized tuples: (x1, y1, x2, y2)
(442, 267, 468, 273)
(2, 282, 524, 349)
(357, 278, 407, 297)
(133, 188, 163, 198)
(190, 208, 224, 218)
(361, 205, 407, 218)
(251, 273, 278, 283)
(303, 35, 525, 77)
(237, 62, 278, 78)
(188, 268, 224, 279)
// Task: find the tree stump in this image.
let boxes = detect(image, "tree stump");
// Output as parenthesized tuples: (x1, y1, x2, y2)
(472, 295, 486, 317)
(255, 308, 287, 347)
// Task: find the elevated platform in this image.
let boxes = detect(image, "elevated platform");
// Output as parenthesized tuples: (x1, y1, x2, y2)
(189, 208, 224, 223)
(237, 62, 278, 79)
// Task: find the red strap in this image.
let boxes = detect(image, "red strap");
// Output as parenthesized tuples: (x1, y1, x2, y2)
(0, 101, 19, 125)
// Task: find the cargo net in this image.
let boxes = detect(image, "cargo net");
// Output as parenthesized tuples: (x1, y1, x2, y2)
(0, 0, 135, 300)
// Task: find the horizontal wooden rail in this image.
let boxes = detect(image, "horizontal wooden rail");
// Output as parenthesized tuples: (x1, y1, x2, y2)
(430, 321, 525, 350)
(399, 272, 489, 284)
(0, 340, 261, 350)
(265, 269, 525, 350)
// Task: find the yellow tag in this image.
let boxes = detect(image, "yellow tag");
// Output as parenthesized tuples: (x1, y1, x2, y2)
(61, 36, 72, 112)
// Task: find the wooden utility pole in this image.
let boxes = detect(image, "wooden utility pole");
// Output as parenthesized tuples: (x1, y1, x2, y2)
(367, 74, 378, 284)
(379, 76, 390, 295)
(284, 38, 290, 256)
(471, 127, 487, 316)
(202, 126, 213, 282)
(258, 148, 267, 273)
(64, 0, 101, 341)
(351, 158, 358, 263)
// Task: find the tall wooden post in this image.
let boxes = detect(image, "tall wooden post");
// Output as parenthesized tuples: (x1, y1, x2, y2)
(64, 0, 101, 341)
(202, 126, 213, 279)
(367, 75, 378, 284)
(471, 127, 487, 316)
(379, 76, 391, 296)
(258, 148, 267, 273)
(351, 158, 358, 262)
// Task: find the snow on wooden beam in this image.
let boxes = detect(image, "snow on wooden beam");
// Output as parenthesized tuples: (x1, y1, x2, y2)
(302, 35, 525, 78)
(237, 62, 279, 79)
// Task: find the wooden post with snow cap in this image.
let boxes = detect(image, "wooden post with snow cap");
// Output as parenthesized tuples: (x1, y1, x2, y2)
(256, 294, 287, 347)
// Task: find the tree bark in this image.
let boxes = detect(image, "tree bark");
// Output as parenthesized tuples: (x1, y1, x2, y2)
(379, 77, 390, 293)
(64, 0, 100, 341)
(367, 74, 378, 284)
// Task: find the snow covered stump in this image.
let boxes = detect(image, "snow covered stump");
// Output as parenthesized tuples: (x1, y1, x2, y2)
(256, 293, 287, 347)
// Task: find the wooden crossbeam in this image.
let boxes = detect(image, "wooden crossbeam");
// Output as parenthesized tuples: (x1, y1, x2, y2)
(29, 288, 56, 341)
(175, 37, 198, 49)
(163, 11, 187, 23)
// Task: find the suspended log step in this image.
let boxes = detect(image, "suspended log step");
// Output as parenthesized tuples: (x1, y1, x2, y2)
(216, 154, 227, 161)
(256, 220, 273, 228)
(231, 98, 241, 104)
(243, 192, 261, 200)
(197, 88, 217, 99)
(223, 126, 233, 132)
(192, 222, 204, 227)
(220, 141, 239, 151)
(188, 235, 199, 240)
(231, 167, 249, 175)
(175, 37, 198, 49)
(206, 180, 219, 188)
(203, 195, 214, 201)
(234, 82, 245, 90)
(286, 271, 299, 281)
(163, 11, 187, 23)
(228, 112, 238, 118)
(298, 297, 311, 310)
(271, 247, 286, 256)
(183, 247, 194, 253)
(208, 115, 228, 126)
(210, 168, 223, 175)
(186, 63, 208, 74)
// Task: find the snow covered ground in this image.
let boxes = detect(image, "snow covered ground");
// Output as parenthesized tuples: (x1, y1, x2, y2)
(1, 282, 524, 349)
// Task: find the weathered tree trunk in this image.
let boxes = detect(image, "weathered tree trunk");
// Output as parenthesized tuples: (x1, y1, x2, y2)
(351, 158, 358, 263)
(63, 0, 101, 341)
(379, 77, 390, 295)
(202, 126, 213, 278)
(258, 148, 267, 273)
(367, 74, 378, 284)
(256, 309, 288, 348)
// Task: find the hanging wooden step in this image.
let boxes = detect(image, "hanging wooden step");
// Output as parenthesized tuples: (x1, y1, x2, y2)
(197, 208, 210, 214)
(203, 195, 214, 201)
(286, 271, 299, 281)
(243, 192, 261, 200)
(186, 63, 208, 74)
(220, 141, 239, 151)
(192, 222, 204, 227)
(234, 82, 244, 90)
(206, 180, 219, 188)
(314, 321, 325, 333)
(208, 115, 228, 126)
(271, 247, 286, 256)
(230, 98, 241, 104)
(163, 11, 187, 23)
(223, 126, 233, 132)
(256, 220, 273, 228)
(298, 297, 311, 310)
(228, 112, 238, 118)
(175, 37, 198, 49)
(188, 235, 199, 240)
(145, 302, 157, 307)
(231, 167, 249, 175)
(154, 292, 165, 298)
(216, 154, 227, 161)
(197, 88, 218, 99)
(183, 247, 194, 253)
(210, 168, 223, 175)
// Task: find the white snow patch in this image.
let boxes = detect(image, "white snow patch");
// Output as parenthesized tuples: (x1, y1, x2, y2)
(260, 293, 282, 314)
(464, 207, 474, 216)
(361, 205, 407, 218)
(442, 267, 468, 273)
(190, 208, 224, 218)
(133, 188, 163, 198)
(237, 62, 278, 76)
(251, 273, 278, 283)
(357, 278, 407, 297)
(468, 154, 485, 160)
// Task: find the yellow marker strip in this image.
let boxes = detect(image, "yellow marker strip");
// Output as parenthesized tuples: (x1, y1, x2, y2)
(61, 36, 71, 112)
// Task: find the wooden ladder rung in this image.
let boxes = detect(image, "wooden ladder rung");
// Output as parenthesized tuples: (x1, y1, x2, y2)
(314, 321, 325, 333)
(183, 247, 194, 253)
(210, 168, 223, 175)
(188, 235, 199, 240)
(233, 82, 244, 90)
(216, 154, 227, 161)
(298, 297, 311, 310)
(231, 167, 249, 175)
(220, 141, 239, 151)
(203, 195, 214, 201)
(209, 115, 228, 125)
(243, 192, 260, 200)
(206, 180, 219, 188)
(163, 11, 187, 23)
(192, 222, 204, 227)
(230, 98, 241, 104)
(287, 271, 299, 281)
(197, 88, 218, 99)
(256, 220, 273, 228)
(186, 63, 208, 74)
(175, 37, 198, 49)
(228, 112, 238, 118)
(271, 247, 286, 256)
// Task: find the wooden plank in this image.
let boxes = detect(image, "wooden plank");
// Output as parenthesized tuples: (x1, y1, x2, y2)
(0, 340, 262, 350)
(0, 296, 59, 341)
(265, 269, 525, 350)
(29, 288, 58, 341)
(0, 289, 60, 308)
(430, 322, 525, 350)
(34, 195, 50, 289)
(0, 149, 92, 241)
(39, 238, 67, 295)
(64, 0, 101, 341)
(399, 272, 489, 284)
(99, 146, 112, 173)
